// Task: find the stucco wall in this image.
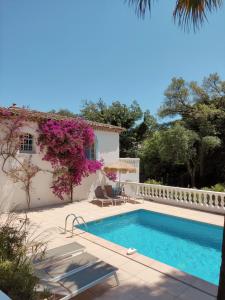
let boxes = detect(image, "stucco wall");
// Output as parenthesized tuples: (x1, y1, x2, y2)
(119, 158, 140, 183)
(95, 130, 119, 163)
(0, 122, 120, 211)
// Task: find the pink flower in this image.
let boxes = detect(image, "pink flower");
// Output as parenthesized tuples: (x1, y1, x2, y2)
(105, 171, 117, 182)
(38, 118, 102, 200)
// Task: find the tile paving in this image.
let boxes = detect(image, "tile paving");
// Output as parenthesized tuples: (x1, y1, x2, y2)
(24, 200, 222, 299)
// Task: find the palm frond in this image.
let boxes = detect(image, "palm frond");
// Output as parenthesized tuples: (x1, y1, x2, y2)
(126, 0, 154, 17)
(173, 0, 223, 30)
(127, 0, 223, 30)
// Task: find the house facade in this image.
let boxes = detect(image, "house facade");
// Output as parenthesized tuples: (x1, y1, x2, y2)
(0, 107, 139, 211)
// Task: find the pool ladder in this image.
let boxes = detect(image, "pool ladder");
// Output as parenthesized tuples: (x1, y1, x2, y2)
(64, 213, 88, 236)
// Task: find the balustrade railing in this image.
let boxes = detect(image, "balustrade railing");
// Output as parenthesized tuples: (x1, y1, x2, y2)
(121, 181, 225, 214)
(119, 157, 140, 169)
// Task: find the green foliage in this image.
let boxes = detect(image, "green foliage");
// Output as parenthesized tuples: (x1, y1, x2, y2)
(81, 99, 157, 157)
(213, 183, 225, 192)
(0, 221, 25, 261)
(158, 124, 199, 165)
(140, 124, 199, 186)
(145, 179, 162, 185)
(0, 214, 47, 300)
(80, 99, 143, 128)
(141, 73, 225, 188)
(158, 77, 192, 118)
(48, 108, 76, 118)
(0, 259, 38, 300)
(202, 183, 225, 192)
(201, 136, 221, 152)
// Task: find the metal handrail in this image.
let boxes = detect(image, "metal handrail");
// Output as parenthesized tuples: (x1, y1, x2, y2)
(64, 213, 77, 233)
(71, 216, 88, 236)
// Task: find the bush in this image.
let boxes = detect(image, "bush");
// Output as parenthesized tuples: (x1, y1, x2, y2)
(0, 260, 38, 300)
(145, 178, 162, 185)
(202, 183, 225, 192)
(0, 214, 48, 300)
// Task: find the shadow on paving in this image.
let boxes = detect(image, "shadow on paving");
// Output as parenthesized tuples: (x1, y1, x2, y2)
(52, 262, 218, 300)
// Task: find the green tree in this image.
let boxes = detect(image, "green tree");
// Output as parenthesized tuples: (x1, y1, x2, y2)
(140, 131, 163, 182)
(81, 99, 157, 157)
(141, 124, 200, 186)
(159, 75, 223, 187)
(159, 124, 200, 187)
(48, 109, 76, 118)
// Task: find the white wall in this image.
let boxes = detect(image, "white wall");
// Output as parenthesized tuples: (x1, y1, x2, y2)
(94, 132, 140, 183)
(95, 130, 119, 163)
(119, 158, 140, 183)
(73, 130, 120, 202)
(0, 122, 120, 211)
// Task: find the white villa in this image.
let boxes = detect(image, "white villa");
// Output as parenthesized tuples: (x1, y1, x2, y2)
(0, 106, 140, 211)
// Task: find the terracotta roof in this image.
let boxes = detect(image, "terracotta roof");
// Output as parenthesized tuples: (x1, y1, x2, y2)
(0, 106, 125, 133)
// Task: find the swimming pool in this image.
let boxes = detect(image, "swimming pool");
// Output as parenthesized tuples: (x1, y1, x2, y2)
(77, 209, 223, 285)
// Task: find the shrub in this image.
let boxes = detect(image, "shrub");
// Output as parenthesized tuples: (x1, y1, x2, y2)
(213, 183, 225, 192)
(145, 178, 162, 185)
(202, 183, 225, 192)
(0, 214, 47, 300)
(0, 259, 38, 300)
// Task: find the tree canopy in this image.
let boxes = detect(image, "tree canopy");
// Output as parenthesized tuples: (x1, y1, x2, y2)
(80, 99, 157, 157)
(141, 73, 225, 188)
(48, 73, 225, 189)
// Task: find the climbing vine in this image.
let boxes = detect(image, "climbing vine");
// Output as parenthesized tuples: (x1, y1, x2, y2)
(0, 108, 40, 209)
(38, 118, 102, 201)
(0, 108, 103, 206)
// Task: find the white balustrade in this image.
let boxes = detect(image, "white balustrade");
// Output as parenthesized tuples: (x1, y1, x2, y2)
(121, 181, 225, 214)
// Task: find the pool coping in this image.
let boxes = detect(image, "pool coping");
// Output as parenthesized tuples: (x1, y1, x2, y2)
(74, 207, 219, 298)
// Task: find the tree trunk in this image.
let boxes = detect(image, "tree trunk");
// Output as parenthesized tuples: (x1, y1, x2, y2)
(191, 170, 195, 188)
(26, 183, 31, 210)
(70, 182, 73, 203)
(187, 162, 196, 187)
(217, 216, 225, 300)
(199, 146, 204, 187)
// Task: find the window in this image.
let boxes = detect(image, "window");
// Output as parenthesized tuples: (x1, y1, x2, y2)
(85, 138, 98, 160)
(20, 133, 34, 153)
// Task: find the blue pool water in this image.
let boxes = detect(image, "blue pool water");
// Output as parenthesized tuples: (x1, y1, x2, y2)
(77, 209, 223, 285)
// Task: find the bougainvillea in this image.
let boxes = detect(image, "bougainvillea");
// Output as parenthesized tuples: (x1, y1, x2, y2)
(105, 171, 117, 182)
(38, 118, 102, 200)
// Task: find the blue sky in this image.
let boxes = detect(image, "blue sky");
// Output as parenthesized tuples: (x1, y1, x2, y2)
(0, 0, 225, 117)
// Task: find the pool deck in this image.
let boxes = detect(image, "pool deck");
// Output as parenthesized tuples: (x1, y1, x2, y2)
(25, 200, 223, 300)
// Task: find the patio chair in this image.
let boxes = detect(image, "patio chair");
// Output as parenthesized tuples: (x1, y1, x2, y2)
(94, 186, 113, 207)
(35, 243, 119, 300)
(104, 185, 127, 205)
(35, 252, 99, 282)
(33, 241, 85, 267)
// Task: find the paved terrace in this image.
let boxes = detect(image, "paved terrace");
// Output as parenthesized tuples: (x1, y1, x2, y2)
(23, 200, 223, 300)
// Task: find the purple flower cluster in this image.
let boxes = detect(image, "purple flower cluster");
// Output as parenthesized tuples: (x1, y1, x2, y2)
(38, 118, 102, 200)
(105, 171, 117, 182)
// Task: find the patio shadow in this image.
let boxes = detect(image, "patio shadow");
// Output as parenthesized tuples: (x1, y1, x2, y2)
(57, 261, 217, 300)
